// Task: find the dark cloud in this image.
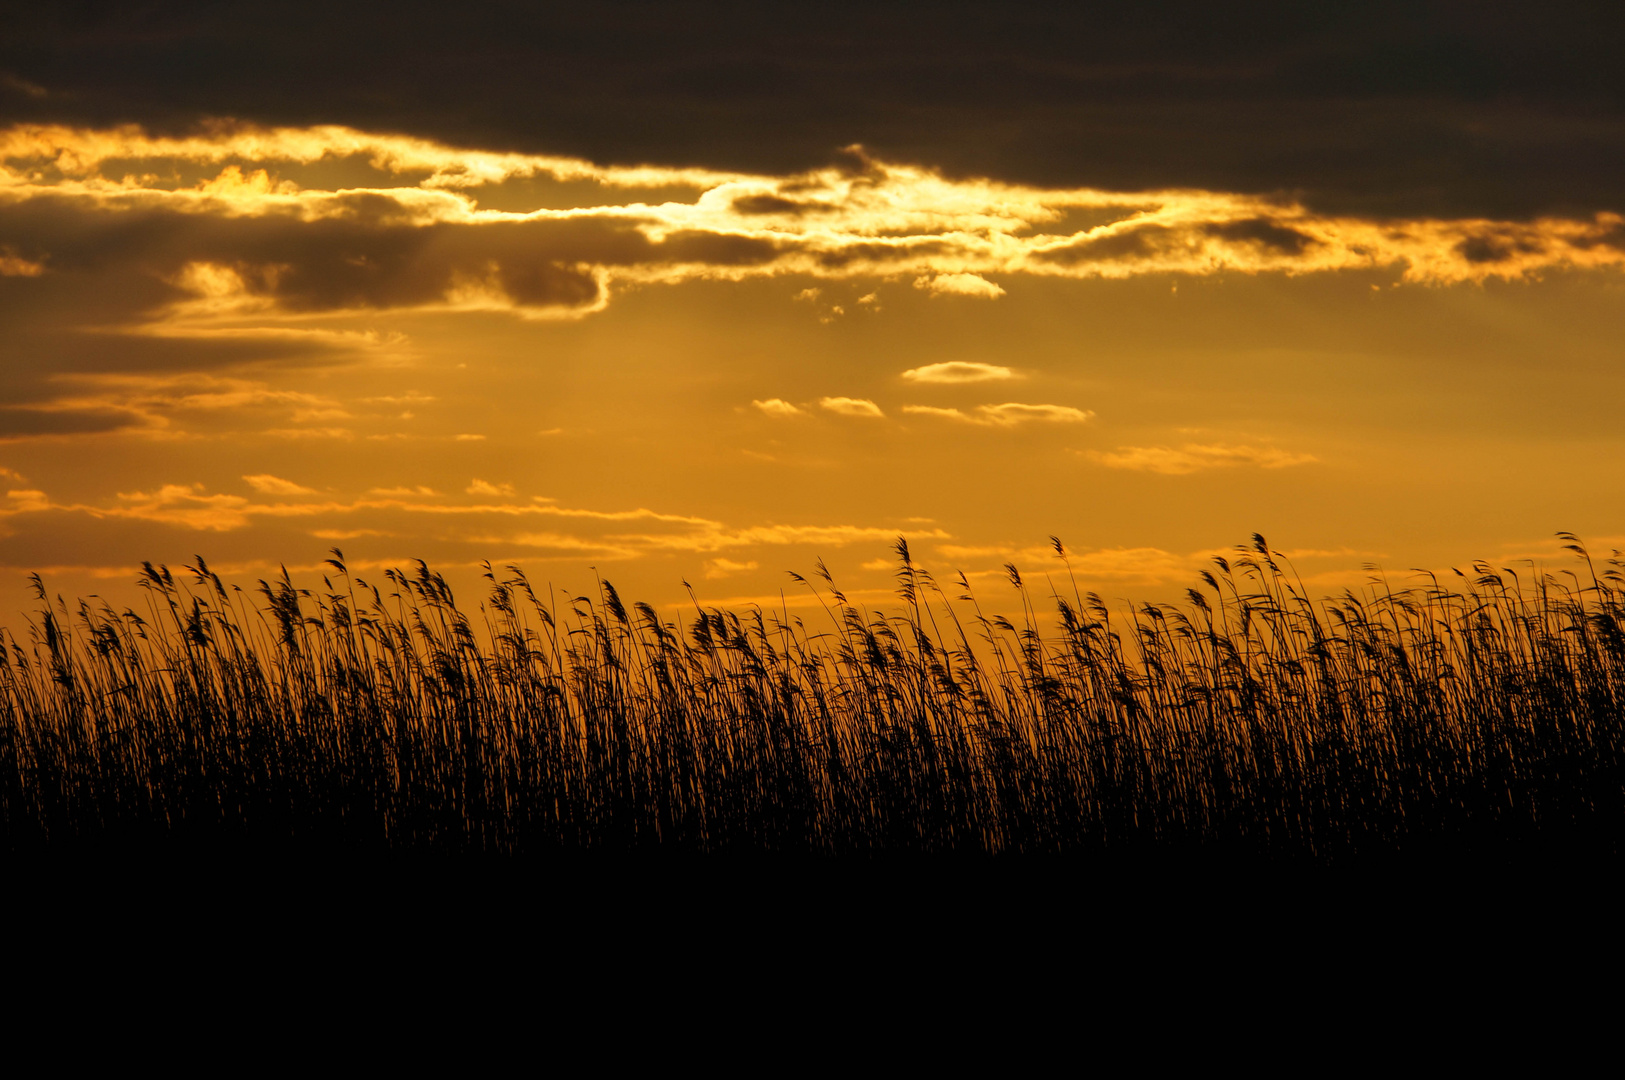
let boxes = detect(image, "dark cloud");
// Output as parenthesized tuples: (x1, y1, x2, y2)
(1565, 221, 1625, 252)
(1456, 233, 1545, 264)
(13, 330, 356, 376)
(656, 230, 781, 266)
(3, 2, 1623, 218)
(0, 405, 142, 438)
(1034, 224, 1177, 265)
(0, 192, 791, 402)
(811, 240, 951, 270)
(198, 216, 641, 312)
(1202, 218, 1317, 255)
(731, 194, 826, 215)
(0, 201, 657, 316)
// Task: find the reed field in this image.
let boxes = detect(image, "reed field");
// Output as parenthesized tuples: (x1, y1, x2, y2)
(2, 534, 1622, 861)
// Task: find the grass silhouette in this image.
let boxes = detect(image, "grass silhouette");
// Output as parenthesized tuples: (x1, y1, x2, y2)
(2, 533, 1621, 860)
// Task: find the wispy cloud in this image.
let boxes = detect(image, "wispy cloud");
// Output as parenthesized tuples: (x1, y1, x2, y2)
(369, 485, 437, 496)
(934, 541, 1198, 585)
(362, 392, 437, 405)
(901, 361, 1016, 384)
(0, 478, 952, 564)
(980, 404, 1094, 425)
(704, 557, 759, 579)
(242, 474, 316, 495)
(752, 398, 805, 417)
(111, 484, 255, 531)
(267, 427, 354, 439)
(467, 479, 516, 496)
(0, 247, 44, 276)
(819, 397, 885, 418)
(904, 403, 1094, 426)
(1085, 443, 1317, 474)
(913, 273, 1006, 299)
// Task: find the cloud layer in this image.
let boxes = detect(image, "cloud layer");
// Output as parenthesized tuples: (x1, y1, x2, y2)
(3, 122, 1622, 462)
(0, 478, 950, 565)
(8, 3, 1624, 220)
(6, 122, 1625, 334)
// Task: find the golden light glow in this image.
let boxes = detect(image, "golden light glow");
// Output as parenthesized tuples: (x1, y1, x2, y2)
(2, 122, 1623, 621)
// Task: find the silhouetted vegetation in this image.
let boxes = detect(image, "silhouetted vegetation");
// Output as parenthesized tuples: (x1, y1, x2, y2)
(3, 534, 1622, 860)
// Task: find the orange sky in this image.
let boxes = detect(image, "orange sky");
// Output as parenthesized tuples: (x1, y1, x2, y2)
(2, 122, 1623, 623)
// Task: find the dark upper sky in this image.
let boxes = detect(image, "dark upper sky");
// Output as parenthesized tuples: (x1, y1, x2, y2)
(3, 1, 1624, 218)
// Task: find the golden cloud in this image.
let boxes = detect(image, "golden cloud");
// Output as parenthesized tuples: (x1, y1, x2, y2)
(900, 361, 1016, 384)
(0, 476, 952, 563)
(904, 403, 1094, 426)
(1085, 443, 1318, 474)
(819, 396, 885, 418)
(913, 272, 1006, 298)
(243, 474, 317, 495)
(4, 123, 1623, 334)
(369, 485, 437, 496)
(112, 484, 254, 531)
(704, 557, 759, 579)
(752, 398, 805, 417)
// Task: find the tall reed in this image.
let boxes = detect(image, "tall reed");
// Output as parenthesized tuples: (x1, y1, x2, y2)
(2, 534, 1621, 858)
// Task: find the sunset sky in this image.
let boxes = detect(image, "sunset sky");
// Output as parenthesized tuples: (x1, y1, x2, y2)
(2, 3, 1622, 620)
